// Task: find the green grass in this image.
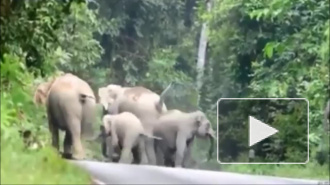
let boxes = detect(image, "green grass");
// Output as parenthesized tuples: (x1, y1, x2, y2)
(1, 138, 90, 184)
(195, 159, 329, 180)
(221, 162, 329, 180)
(192, 139, 329, 181)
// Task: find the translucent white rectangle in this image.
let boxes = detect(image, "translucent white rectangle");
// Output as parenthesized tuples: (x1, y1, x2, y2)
(216, 98, 309, 165)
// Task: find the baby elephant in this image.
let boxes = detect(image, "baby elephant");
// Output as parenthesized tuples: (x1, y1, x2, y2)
(101, 112, 162, 164)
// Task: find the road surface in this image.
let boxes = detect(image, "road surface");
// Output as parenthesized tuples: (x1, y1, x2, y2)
(70, 160, 328, 184)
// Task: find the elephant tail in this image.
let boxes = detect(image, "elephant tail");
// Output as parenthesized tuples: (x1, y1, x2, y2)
(155, 82, 173, 113)
(139, 133, 162, 140)
(80, 93, 97, 140)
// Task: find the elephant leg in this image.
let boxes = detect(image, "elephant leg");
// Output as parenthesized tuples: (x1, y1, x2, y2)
(145, 138, 157, 165)
(155, 140, 170, 166)
(62, 131, 73, 159)
(155, 143, 165, 166)
(48, 113, 59, 152)
(175, 133, 187, 168)
(118, 137, 133, 164)
(69, 117, 85, 160)
(131, 146, 141, 164)
(50, 123, 59, 152)
(111, 138, 122, 162)
(164, 148, 176, 167)
(183, 137, 195, 168)
(105, 136, 115, 162)
(112, 145, 121, 162)
(138, 139, 148, 165)
(118, 147, 133, 164)
(164, 156, 175, 167)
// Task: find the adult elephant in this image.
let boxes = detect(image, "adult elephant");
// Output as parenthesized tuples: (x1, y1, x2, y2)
(33, 73, 97, 160)
(153, 109, 215, 168)
(98, 83, 172, 165)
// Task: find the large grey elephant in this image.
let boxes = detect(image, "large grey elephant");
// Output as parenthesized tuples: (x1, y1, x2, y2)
(33, 73, 97, 160)
(98, 83, 172, 165)
(153, 109, 216, 168)
(101, 112, 161, 164)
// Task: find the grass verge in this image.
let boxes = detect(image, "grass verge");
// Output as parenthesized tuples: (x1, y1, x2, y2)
(1, 137, 90, 184)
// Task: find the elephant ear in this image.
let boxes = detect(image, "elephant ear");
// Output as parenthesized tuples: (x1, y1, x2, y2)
(33, 84, 49, 105)
(102, 115, 112, 133)
(106, 84, 122, 99)
(194, 115, 203, 128)
(33, 89, 44, 104)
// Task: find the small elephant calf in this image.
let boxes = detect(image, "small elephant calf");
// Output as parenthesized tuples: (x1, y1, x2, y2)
(101, 112, 162, 164)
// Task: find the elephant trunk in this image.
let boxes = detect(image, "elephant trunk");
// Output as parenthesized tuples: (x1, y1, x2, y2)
(155, 82, 173, 113)
(207, 132, 215, 161)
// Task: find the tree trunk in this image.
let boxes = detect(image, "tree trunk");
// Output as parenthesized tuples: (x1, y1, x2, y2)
(196, 0, 212, 103)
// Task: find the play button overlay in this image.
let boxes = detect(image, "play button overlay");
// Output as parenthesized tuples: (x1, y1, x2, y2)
(216, 98, 309, 165)
(249, 116, 278, 147)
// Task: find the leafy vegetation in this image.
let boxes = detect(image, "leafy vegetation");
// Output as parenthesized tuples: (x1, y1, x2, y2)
(1, 0, 329, 183)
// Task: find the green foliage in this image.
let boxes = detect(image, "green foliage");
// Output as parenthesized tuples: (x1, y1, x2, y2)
(95, 0, 198, 87)
(55, 1, 107, 73)
(200, 0, 329, 168)
(0, 53, 89, 184)
(0, 1, 105, 183)
(1, 138, 90, 184)
(1, 0, 329, 181)
(143, 48, 193, 89)
(1, 54, 40, 137)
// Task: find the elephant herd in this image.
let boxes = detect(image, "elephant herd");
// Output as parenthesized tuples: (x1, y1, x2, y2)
(33, 73, 216, 168)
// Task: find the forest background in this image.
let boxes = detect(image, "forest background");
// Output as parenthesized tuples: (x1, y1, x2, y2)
(1, 0, 329, 184)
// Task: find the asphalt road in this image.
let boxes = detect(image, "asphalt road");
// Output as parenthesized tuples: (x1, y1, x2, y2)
(70, 160, 328, 185)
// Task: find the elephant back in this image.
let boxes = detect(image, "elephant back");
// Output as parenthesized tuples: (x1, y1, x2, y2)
(50, 73, 95, 99)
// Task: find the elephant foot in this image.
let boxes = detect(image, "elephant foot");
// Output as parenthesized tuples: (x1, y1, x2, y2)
(112, 157, 120, 163)
(61, 152, 74, 160)
(111, 153, 120, 163)
(71, 152, 86, 160)
(164, 158, 175, 167)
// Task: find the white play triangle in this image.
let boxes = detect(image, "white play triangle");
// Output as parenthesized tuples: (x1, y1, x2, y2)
(249, 116, 278, 147)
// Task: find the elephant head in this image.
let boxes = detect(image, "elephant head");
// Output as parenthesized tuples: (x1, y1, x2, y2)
(33, 80, 56, 105)
(98, 87, 115, 113)
(106, 84, 125, 99)
(194, 111, 216, 161)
